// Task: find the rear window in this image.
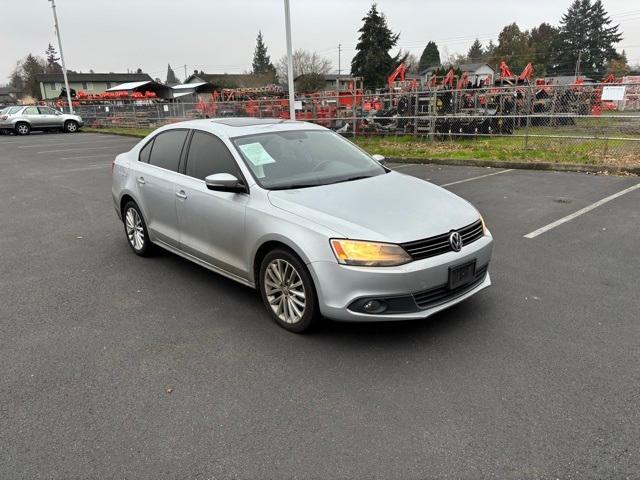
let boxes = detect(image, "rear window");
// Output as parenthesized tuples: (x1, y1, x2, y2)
(148, 130, 188, 172)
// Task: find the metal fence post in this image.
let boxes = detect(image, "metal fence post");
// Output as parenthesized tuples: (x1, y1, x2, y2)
(430, 90, 437, 142)
(413, 90, 419, 136)
(524, 84, 533, 150)
(352, 89, 356, 137)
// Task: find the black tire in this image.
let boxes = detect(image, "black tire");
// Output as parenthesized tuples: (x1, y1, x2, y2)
(122, 201, 154, 257)
(15, 122, 30, 135)
(64, 120, 79, 133)
(258, 248, 321, 333)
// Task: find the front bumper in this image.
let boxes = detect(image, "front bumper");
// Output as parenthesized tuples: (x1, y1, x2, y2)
(309, 234, 493, 322)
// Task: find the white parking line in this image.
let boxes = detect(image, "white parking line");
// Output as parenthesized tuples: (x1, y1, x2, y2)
(54, 164, 111, 174)
(18, 139, 134, 148)
(524, 182, 640, 239)
(440, 169, 514, 187)
(0, 134, 108, 144)
(37, 146, 124, 154)
(60, 153, 116, 160)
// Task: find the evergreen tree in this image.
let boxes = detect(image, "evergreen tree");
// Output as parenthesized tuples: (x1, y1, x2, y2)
(418, 41, 440, 71)
(166, 64, 179, 85)
(467, 39, 484, 62)
(351, 4, 402, 88)
(45, 43, 62, 74)
(490, 23, 534, 71)
(21, 54, 47, 99)
(587, 0, 622, 77)
(552, 0, 621, 78)
(529, 23, 559, 76)
(9, 61, 24, 92)
(252, 31, 276, 76)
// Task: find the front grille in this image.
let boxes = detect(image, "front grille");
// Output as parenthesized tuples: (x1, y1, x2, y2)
(413, 264, 488, 309)
(400, 219, 484, 261)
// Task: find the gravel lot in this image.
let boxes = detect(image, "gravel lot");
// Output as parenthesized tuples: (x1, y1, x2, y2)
(1, 131, 639, 479)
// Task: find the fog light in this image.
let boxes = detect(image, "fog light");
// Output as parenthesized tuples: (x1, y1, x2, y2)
(362, 300, 387, 314)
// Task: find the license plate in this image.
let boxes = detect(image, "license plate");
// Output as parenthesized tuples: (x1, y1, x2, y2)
(449, 260, 476, 290)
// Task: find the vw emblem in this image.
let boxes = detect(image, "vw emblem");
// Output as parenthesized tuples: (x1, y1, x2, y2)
(449, 231, 463, 252)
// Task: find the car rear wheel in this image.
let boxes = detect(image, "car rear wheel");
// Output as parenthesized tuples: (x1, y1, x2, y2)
(123, 201, 153, 256)
(259, 249, 320, 333)
(64, 120, 79, 133)
(15, 122, 30, 135)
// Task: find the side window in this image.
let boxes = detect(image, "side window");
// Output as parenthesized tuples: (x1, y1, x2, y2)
(38, 107, 54, 115)
(185, 131, 241, 180)
(138, 138, 154, 163)
(24, 107, 39, 115)
(148, 130, 188, 172)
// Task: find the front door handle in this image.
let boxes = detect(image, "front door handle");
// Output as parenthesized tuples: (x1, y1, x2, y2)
(176, 190, 187, 199)
(136, 176, 145, 184)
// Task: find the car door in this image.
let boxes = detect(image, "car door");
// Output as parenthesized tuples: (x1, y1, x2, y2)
(22, 106, 45, 128)
(37, 107, 62, 127)
(177, 130, 249, 277)
(133, 129, 188, 247)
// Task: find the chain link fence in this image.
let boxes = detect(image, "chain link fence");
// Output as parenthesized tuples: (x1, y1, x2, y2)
(58, 82, 640, 165)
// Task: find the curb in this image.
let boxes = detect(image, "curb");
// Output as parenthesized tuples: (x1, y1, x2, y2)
(85, 130, 639, 176)
(86, 129, 146, 139)
(387, 156, 640, 176)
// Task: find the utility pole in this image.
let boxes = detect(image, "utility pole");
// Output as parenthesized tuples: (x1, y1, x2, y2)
(184, 64, 187, 81)
(574, 50, 582, 81)
(283, 0, 295, 120)
(48, 0, 73, 113)
(338, 44, 342, 75)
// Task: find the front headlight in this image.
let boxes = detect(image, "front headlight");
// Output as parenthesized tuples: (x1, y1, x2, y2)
(330, 239, 411, 267)
(480, 215, 489, 235)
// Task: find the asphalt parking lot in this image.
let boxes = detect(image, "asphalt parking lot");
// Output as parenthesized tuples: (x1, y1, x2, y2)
(1, 131, 639, 479)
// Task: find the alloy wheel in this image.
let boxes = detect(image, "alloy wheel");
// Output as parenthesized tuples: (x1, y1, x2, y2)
(66, 121, 77, 132)
(264, 258, 306, 324)
(125, 207, 145, 251)
(16, 124, 29, 135)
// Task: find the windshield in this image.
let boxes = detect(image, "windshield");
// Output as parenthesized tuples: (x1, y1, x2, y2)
(232, 130, 386, 190)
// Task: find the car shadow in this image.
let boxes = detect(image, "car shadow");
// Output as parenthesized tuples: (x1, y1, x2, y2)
(316, 300, 481, 342)
(150, 246, 486, 344)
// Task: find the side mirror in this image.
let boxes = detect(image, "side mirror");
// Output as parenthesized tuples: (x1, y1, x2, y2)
(204, 173, 246, 193)
(372, 154, 386, 166)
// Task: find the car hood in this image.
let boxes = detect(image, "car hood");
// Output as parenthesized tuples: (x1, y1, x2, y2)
(268, 171, 480, 243)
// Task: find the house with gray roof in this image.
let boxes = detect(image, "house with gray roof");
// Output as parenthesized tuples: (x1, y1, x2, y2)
(35, 72, 153, 99)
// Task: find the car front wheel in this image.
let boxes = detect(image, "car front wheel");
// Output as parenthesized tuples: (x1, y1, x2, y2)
(64, 120, 79, 133)
(123, 201, 153, 256)
(259, 249, 320, 333)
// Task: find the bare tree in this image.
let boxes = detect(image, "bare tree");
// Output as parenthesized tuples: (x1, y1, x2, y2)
(403, 52, 420, 73)
(276, 49, 332, 85)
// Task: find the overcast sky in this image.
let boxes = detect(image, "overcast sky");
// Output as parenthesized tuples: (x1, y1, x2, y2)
(1, 0, 639, 83)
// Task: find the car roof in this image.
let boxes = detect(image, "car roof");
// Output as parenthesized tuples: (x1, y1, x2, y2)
(157, 118, 327, 139)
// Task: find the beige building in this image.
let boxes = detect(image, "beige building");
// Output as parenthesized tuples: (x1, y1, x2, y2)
(36, 72, 153, 99)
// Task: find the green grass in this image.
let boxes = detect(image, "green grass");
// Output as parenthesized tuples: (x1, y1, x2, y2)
(86, 126, 639, 168)
(352, 132, 639, 167)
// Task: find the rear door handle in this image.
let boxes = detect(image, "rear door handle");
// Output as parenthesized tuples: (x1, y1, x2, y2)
(136, 176, 145, 184)
(176, 190, 187, 199)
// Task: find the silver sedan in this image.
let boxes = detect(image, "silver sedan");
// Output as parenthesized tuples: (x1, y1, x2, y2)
(0, 105, 83, 135)
(111, 119, 492, 332)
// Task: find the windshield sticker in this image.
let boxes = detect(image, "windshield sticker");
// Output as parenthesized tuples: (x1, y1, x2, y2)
(239, 142, 277, 167)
